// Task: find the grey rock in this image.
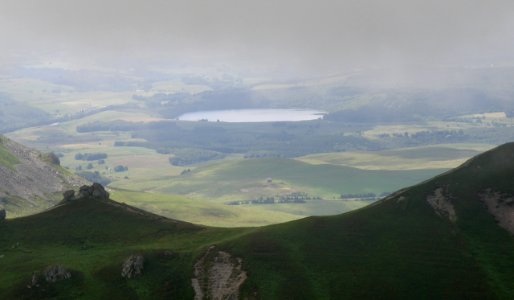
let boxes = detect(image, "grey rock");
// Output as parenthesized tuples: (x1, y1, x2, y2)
(121, 255, 145, 278)
(46, 152, 61, 165)
(43, 265, 71, 283)
(74, 183, 109, 201)
(63, 190, 75, 202)
(30, 271, 41, 288)
(91, 182, 109, 199)
(192, 246, 247, 300)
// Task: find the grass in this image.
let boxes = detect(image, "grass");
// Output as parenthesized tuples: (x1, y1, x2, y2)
(110, 189, 371, 227)
(0, 77, 137, 115)
(59, 145, 185, 184)
(60, 149, 446, 227)
(219, 143, 514, 299)
(0, 197, 251, 299)
(55, 145, 445, 226)
(0, 140, 20, 170)
(298, 143, 494, 170)
(154, 158, 445, 199)
(110, 189, 302, 227)
(2, 144, 514, 298)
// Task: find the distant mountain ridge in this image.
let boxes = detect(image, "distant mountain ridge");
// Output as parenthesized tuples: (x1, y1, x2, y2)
(0, 135, 85, 217)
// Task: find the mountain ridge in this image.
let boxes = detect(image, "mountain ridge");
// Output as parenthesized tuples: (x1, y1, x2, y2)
(2, 143, 514, 298)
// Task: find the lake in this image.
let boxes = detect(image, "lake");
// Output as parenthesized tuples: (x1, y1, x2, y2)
(177, 109, 325, 123)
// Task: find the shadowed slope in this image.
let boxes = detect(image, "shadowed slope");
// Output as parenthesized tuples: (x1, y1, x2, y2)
(223, 143, 514, 299)
(3, 144, 514, 299)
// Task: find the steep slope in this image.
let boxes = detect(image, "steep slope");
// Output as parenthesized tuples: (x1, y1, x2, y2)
(222, 142, 514, 299)
(0, 135, 85, 217)
(2, 144, 514, 299)
(0, 184, 248, 299)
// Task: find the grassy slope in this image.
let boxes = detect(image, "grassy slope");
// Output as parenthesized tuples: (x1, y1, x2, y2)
(2, 144, 514, 299)
(111, 189, 371, 227)
(0, 198, 251, 299)
(110, 189, 301, 227)
(0, 139, 20, 170)
(221, 143, 514, 299)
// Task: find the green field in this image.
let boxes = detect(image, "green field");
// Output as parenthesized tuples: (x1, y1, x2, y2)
(110, 189, 369, 227)
(148, 158, 445, 199)
(3, 92, 501, 228)
(298, 144, 494, 170)
(50, 142, 450, 226)
(6, 116, 487, 227)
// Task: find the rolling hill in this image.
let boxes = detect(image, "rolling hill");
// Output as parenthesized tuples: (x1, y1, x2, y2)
(0, 135, 85, 218)
(2, 143, 514, 298)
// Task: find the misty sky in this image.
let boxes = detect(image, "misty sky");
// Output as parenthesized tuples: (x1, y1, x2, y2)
(1, 0, 514, 75)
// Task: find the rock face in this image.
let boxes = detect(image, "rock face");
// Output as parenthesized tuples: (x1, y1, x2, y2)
(121, 255, 145, 278)
(63, 190, 76, 202)
(0, 206, 5, 221)
(480, 189, 514, 234)
(63, 183, 109, 202)
(0, 135, 86, 216)
(79, 183, 110, 200)
(30, 265, 71, 287)
(43, 265, 72, 283)
(30, 272, 41, 287)
(192, 246, 247, 300)
(427, 187, 457, 223)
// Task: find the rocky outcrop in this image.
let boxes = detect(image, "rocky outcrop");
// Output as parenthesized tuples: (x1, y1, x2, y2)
(79, 183, 110, 200)
(121, 255, 145, 278)
(29, 265, 71, 288)
(192, 246, 247, 300)
(427, 187, 457, 223)
(480, 189, 514, 234)
(62, 183, 109, 202)
(43, 265, 72, 283)
(63, 190, 76, 202)
(0, 205, 5, 221)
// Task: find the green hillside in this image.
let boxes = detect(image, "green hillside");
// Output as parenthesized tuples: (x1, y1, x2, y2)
(151, 158, 445, 198)
(223, 143, 514, 299)
(0, 195, 250, 299)
(2, 144, 514, 299)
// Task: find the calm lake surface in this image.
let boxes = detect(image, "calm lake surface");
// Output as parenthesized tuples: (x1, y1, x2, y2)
(177, 109, 325, 122)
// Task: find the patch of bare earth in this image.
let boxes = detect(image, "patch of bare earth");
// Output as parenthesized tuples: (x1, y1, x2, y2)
(479, 189, 514, 234)
(427, 187, 457, 223)
(192, 246, 247, 300)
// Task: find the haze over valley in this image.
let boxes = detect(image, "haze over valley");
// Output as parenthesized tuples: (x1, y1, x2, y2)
(2, 0, 514, 299)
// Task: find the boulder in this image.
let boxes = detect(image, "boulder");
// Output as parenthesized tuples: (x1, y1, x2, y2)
(46, 152, 61, 165)
(77, 185, 91, 199)
(121, 255, 145, 278)
(63, 190, 75, 202)
(30, 271, 42, 288)
(76, 183, 109, 200)
(91, 182, 109, 199)
(42, 265, 71, 283)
